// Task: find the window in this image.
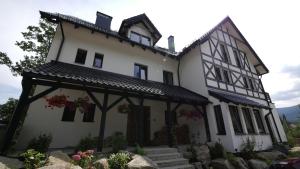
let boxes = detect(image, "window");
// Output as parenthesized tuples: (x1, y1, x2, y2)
(229, 105, 243, 134)
(253, 109, 265, 134)
(163, 71, 173, 85)
(62, 101, 76, 121)
(75, 49, 87, 64)
(243, 77, 249, 89)
(215, 66, 222, 81)
(223, 70, 231, 84)
(134, 64, 147, 80)
(214, 105, 226, 135)
(130, 31, 151, 46)
(83, 104, 96, 122)
(242, 107, 255, 134)
(93, 53, 104, 68)
(220, 44, 229, 63)
(248, 78, 255, 90)
(233, 50, 242, 68)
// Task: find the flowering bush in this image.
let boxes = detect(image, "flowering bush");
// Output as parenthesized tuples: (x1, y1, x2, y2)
(108, 152, 131, 169)
(44, 94, 68, 109)
(72, 150, 95, 168)
(20, 149, 46, 169)
(179, 109, 203, 120)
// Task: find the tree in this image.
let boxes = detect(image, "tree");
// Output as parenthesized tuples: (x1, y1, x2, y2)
(0, 98, 18, 122)
(0, 19, 56, 76)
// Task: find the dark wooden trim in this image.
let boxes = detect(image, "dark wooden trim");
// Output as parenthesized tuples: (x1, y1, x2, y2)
(26, 86, 58, 104)
(165, 101, 173, 147)
(138, 98, 144, 146)
(97, 93, 109, 151)
(125, 97, 137, 106)
(171, 103, 182, 112)
(86, 89, 103, 112)
(107, 96, 125, 112)
(194, 105, 211, 142)
(55, 21, 65, 62)
(1, 77, 33, 154)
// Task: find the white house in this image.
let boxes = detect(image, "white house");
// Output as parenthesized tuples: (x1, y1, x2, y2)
(1, 11, 287, 154)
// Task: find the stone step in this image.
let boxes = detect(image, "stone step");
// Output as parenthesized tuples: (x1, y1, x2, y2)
(144, 147, 178, 155)
(155, 158, 189, 168)
(147, 152, 182, 161)
(160, 164, 195, 169)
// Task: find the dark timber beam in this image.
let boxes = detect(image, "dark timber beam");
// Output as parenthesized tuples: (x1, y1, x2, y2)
(171, 103, 182, 112)
(97, 93, 109, 152)
(107, 96, 125, 112)
(166, 101, 174, 147)
(86, 89, 103, 112)
(138, 98, 144, 146)
(26, 86, 58, 104)
(1, 77, 33, 154)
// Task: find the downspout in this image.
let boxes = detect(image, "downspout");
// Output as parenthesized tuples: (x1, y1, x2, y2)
(259, 76, 282, 143)
(177, 58, 181, 86)
(55, 20, 65, 62)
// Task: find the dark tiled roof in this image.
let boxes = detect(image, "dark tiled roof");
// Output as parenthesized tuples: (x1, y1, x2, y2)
(208, 89, 269, 109)
(23, 61, 209, 104)
(119, 13, 162, 45)
(40, 11, 177, 58)
(178, 16, 269, 75)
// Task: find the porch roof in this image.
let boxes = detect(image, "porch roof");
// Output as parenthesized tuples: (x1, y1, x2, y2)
(23, 61, 209, 105)
(208, 89, 269, 109)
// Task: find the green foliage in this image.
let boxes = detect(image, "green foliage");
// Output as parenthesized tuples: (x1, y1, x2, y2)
(240, 137, 256, 160)
(0, 98, 18, 122)
(108, 152, 131, 169)
(20, 149, 46, 169)
(76, 134, 98, 152)
(111, 132, 127, 153)
(288, 151, 300, 157)
(27, 134, 52, 153)
(0, 19, 56, 76)
(226, 153, 239, 168)
(135, 144, 145, 155)
(209, 142, 227, 159)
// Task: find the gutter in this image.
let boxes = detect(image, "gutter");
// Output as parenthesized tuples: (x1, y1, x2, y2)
(55, 20, 65, 62)
(259, 76, 282, 143)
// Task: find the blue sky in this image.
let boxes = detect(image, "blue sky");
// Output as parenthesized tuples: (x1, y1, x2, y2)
(0, 0, 300, 108)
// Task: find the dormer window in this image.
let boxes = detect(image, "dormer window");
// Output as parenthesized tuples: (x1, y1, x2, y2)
(130, 31, 151, 46)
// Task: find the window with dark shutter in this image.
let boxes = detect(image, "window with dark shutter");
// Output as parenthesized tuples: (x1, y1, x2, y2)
(214, 105, 226, 135)
(215, 66, 222, 81)
(220, 44, 229, 63)
(62, 101, 76, 122)
(134, 64, 148, 80)
(75, 49, 87, 64)
(248, 78, 255, 90)
(253, 109, 265, 134)
(242, 107, 255, 134)
(233, 50, 242, 68)
(243, 77, 249, 89)
(93, 53, 104, 68)
(83, 104, 96, 122)
(229, 105, 243, 134)
(163, 71, 173, 85)
(223, 70, 231, 84)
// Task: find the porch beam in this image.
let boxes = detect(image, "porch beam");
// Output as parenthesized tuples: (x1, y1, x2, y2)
(97, 93, 109, 152)
(106, 96, 125, 112)
(137, 98, 144, 146)
(86, 89, 103, 111)
(1, 77, 33, 154)
(166, 100, 174, 147)
(125, 96, 137, 106)
(26, 86, 58, 104)
(171, 103, 182, 112)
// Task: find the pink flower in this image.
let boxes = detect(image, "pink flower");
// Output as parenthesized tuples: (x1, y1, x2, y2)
(72, 154, 81, 161)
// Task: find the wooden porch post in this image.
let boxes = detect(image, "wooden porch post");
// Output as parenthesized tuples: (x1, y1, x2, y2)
(138, 98, 144, 146)
(97, 93, 109, 152)
(166, 101, 173, 147)
(1, 77, 33, 154)
(201, 105, 211, 142)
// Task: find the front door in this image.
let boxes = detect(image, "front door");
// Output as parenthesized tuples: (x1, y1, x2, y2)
(127, 105, 150, 146)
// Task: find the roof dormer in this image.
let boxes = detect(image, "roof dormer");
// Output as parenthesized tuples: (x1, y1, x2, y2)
(118, 14, 162, 46)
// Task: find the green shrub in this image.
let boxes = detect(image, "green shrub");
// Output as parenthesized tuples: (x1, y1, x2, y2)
(209, 142, 227, 159)
(27, 134, 52, 153)
(240, 137, 256, 160)
(226, 152, 239, 168)
(288, 151, 300, 157)
(108, 152, 131, 169)
(76, 134, 97, 151)
(111, 132, 127, 153)
(20, 149, 46, 169)
(135, 144, 145, 155)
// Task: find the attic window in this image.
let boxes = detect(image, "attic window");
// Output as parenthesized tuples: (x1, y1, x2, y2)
(130, 31, 151, 46)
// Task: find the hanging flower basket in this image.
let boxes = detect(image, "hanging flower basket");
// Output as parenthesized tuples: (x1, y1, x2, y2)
(179, 109, 203, 121)
(44, 94, 69, 109)
(117, 104, 131, 114)
(74, 96, 91, 113)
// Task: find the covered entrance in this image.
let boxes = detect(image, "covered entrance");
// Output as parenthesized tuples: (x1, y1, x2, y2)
(1, 61, 210, 154)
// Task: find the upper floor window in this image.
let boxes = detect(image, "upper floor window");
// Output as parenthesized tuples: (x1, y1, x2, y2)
(223, 69, 232, 84)
(229, 105, 243, 134)
(214, 66, 232, 84)
(93, 53, 104, 68)
(220, 43, 229, 63)
(253, 109, 265, 134)
(134, 64, 147, 80)
(215, 66, 222, 81)
(75, 49, 87, 64)
(248, 78, 255, 90)
(243, 76, 249, 89)
(233, 50, 242, 68)
(242, 107, 255, 134)
(214, 105, 226, 135)
(163, 71, 173, 85)
(62, 101, 76, 122)
(130, 31, 151, 46)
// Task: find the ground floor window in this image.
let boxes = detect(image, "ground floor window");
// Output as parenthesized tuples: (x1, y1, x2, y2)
(253, 109, 266, 134)
(229, 105, 243, 134)
(214, 105, 226, 135)
(61, 101, 76, 121)
(83, 104, 96, 122)
(242, 107, 255, 134)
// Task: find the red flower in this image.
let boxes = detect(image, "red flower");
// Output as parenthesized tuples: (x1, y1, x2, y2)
(72, 154, 81, 161)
